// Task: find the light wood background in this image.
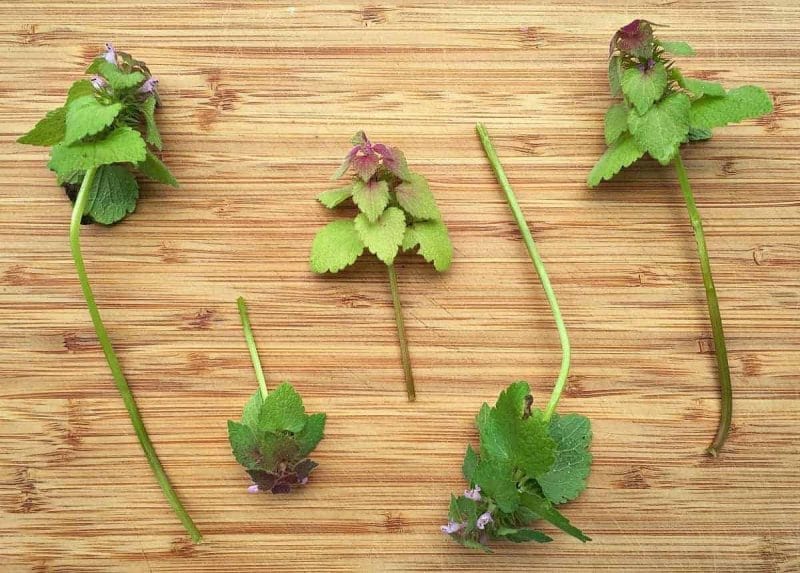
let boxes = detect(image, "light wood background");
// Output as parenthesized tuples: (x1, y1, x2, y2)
(1, 2, 798, 571)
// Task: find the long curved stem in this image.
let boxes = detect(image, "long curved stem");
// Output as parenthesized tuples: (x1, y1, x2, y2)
(237, 297, 268, 399)
(70, 167, 202, 543)
(674, 153, 732, 457)
(388, 264, 416, 401)
(475, 123, 571, 422)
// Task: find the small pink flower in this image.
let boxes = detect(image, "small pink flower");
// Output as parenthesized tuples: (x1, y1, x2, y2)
(91, 75, 107, 90)
(138, 77, 159, 94)
(247, 484, 260, 493)
(440, 521, 465, 535)
(464, 485, 481, 501)
(476, 511, 493, 530)
(103, 42, 117, 65)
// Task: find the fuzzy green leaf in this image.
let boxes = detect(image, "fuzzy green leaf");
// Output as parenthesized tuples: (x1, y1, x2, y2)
(515, 412, 557, 478)
(401, 220, 452, 272)
(604, 103, 629, 145)
(627, 92, 691, 164)
(395, 173, 441, 220)
(462, 444, 479, 484)
(242, 391, 264, 428)
(317, 184, 354, 209)
(141, 96, 162, 150)
(689, 85, 773, 130)
(49, 126, 147, 174)
(687, 127, 713, 141)
(310, 219, 365, 274)
(227, 420, 261, 469)
(352, 179, 390, 222)
(474, 458, 519, 513)
(96, 60, 146, 90)
(67, 80, 95, 104)
(587, 133, 645, 187)
(621, 62, 668, 114)
(137, 150, 179, 187)
(86, 164, 139, 225)
(520, 491, 590, 542)
(259, 382, 307, 434)
(680, 77, 726, 98)
(18, 107, 67, 146)
(536, 413, 592, 504)
(64, 96, 122, 145)
(354, 206, 406, 265)
(296, 412, 326, 456)
(608, 55, 623, 97)
(658, 40, 695, 56)
(496, 527, 552, 543)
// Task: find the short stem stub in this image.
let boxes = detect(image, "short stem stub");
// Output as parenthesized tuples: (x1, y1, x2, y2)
(388, 264, 416, 401)
(69, 167, 202, 543)
(674, 153, 733, 457)
(237, 297, 269, 399)
(475, 123, 571, 422)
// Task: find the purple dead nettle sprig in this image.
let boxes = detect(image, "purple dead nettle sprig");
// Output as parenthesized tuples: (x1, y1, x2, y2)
(310, 131, 453, 401)
(18, 45, 195, 540)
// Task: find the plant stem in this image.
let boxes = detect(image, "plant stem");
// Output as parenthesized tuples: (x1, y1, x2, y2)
(475, 123, 571, 422)
(387, 264, 416, 401)
(70, 167, 202, 543)
(673, 153, 732, 457)
(237, 296, 268, 399)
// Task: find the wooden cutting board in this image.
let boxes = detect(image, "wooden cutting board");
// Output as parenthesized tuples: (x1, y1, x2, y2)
(1, 2, 798, 571)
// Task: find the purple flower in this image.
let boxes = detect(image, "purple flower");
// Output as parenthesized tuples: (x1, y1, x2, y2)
(440, 521, 465, 535)
(138, 77, 159, 94)
(331, 131, 410, 181)
(609, 19, 654, 58)
(463, 485, 481, 501)
(476, 511, 493, 530)
(247, 484, 260, 493)
(103, 42, 117, 65)
(91, 75, 107, 90)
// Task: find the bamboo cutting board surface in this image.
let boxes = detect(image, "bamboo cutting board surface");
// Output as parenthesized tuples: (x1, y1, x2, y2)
(1, 2, 798, 571)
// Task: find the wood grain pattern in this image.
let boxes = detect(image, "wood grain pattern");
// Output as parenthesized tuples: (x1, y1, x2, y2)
(1, 1, 799, 571)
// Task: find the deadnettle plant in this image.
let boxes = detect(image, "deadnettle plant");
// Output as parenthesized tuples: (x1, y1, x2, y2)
(440, 125, 593, 552)
(17, 45, 197, 540)
(589, 20, 773, 456)
(310, 132, 453, 400)
(227, 298, 326, 494)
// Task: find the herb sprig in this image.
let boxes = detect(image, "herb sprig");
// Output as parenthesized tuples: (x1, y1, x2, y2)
(589, 20, 774, 456)
(18, 44, 197, 540)
(227, 298, 326, 494)
(310, 132, 453, 400)
(440, 125, 592, 552)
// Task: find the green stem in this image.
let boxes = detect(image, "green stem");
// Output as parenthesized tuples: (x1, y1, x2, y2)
(475, 123, 571, 422)
(387, 264, 416, 401)
(674, 153, 732, 457)
(237, 296, 268, 399)
(70, 167, 202, 543)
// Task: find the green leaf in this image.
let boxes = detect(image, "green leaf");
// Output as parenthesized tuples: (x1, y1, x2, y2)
(476, 402, 514, 462)
(587, 133, 645, 187)
(515, 412, 557, 478)
(96, 60, 146, 90)
(85, 164, 139, 225)
(354, 206, 406, 265)
(48, 126, 147, 173)
(474, 458, 519, 513)
(395, 173, 441, 220)
(658, 40, 695, 56)
(608, 55, 623, 97)
(63, 96, 122, 145)
(136, 150, 179, 187)
(520, 491, 590, 542)
(621, 62, 668, 114)
(687, 126, 712, 141)
(259, 382, 307, 433)
(67, 80, 95, 104)
(494, 381, 531, 420)
(536, 413, 592, 504)
(351, 179, 390, 222)
(496, 527, 552, 543)
(401, 220, 452, 272)
(296, 412, 326, 456)
(259, 432, 301, 467)
(18, 107, 67, 146)
(227, 420, 261, 469)
(627, 92, 691, 164)
(462, 444, 479, 484)
(310, 219, 365, 274)
(242, 391, 264, 428)
(604, 103, 629, 145)
(317, 184, 353, 208)
(141, 96, 162, 150)
(680, 76, 726, 98)
(689, 85, 773, 130)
